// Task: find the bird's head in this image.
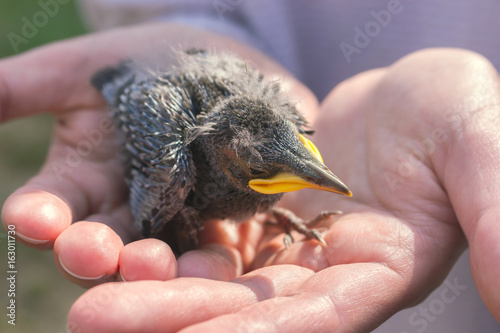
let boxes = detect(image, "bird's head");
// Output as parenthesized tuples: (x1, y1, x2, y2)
(197, 96, 352, 197)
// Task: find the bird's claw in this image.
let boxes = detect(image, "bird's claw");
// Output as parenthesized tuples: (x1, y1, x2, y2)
(306, 210, 342, 228)
(270, 207, 341, 248)
(309, 229, 327, 246)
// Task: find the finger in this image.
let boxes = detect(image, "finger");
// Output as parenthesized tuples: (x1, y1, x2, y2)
(198, 216, 267, 266)
(2, 185, 80, 249)
(371, 49, 500, 320)
(67, 265, 314, 333)
(177, 244, 243, 281)
(180, 263, 402, 333)
(119, 239, 177, 282)
(424, 51, 500, 319)
(0, 26, 154, 121)
(1, 166, 131, 249)
(0, 36, 107, 122)
(53, 221, 123, 288)
(178, 215, 277, 280)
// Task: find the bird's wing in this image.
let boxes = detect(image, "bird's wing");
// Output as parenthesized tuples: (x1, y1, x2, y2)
(92, 65, 198, 236)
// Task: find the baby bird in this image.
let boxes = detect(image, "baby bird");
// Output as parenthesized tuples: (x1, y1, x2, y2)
(91, 49, 351, 253)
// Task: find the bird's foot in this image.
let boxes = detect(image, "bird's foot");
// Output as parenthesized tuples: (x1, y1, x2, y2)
(270, 207, 342, 248)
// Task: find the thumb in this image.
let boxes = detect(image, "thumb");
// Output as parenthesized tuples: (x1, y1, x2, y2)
(386, 49, 500, 320)
(0, 34, 110, 122)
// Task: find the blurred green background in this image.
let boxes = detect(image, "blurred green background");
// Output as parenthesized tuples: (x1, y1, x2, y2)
(0, 1, 88, 332)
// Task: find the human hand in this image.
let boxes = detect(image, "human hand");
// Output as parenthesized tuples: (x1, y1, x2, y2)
(0, 23, 318, 287)
(66, 48, 500, 332)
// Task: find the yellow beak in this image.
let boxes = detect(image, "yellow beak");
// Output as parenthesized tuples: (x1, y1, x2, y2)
(248, 135, 352, 196)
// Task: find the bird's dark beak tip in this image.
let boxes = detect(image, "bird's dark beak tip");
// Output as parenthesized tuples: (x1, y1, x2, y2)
(330, 184, 352, 197)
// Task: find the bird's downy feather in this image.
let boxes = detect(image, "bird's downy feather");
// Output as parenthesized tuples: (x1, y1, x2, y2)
(92, 64, 199, 236)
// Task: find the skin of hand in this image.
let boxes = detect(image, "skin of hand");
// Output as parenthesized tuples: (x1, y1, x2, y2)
(2, 23, 500, 332)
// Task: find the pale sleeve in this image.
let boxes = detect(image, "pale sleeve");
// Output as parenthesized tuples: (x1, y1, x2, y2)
(76, 0, 268, 53)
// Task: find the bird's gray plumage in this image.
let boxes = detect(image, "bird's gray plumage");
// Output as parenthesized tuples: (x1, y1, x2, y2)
(91, 50, 316, 252)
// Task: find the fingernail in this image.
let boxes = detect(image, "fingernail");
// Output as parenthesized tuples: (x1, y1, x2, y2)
(15, 231, 52, 245)
(58, 255, 111, 282)
(116, 271, 128, 282)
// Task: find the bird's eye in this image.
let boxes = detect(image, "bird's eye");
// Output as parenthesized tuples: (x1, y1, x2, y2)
(248, 167, 266, 177)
